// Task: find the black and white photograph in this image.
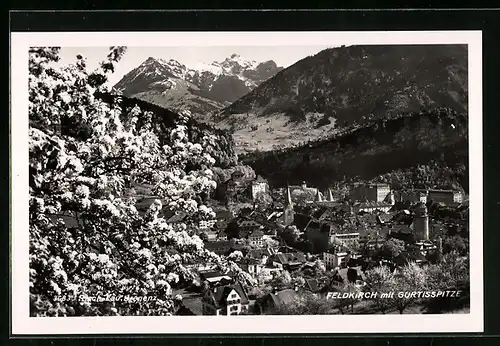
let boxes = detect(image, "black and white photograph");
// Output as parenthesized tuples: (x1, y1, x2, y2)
(11, 31, 483, 334)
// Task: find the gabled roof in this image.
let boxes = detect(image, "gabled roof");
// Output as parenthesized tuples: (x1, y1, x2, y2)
(255, 175, 267, 183)
(176, 305, 196, 316)
(177, 298, 202, 315)
(211, 281, 250, 308)
(273, 253, 289, 265)
(395, 250, 427, 265)
(231, 170, 245, 178)
(249, 229, 265, 238)
(204, 241, 231, 250)
(357, 201, 393, 209)
(277, 245, 296, 253)
(389, 228, 415, 244)
(217, 229, 228, 238)
(199, 270, 226, 280)
(248, 249, 265, 259)
(215, 209, 233, 219)
(237, 219, 261, 227)
(312, 206, 329, 219)
(165, 211, 189, 223)
(272, 252, 307, 265)
(307, 220, 321, 231)
(391, 224, 413, 234)
(305, 278, 320, 293)
(377, 214, 393, 224)
(269, 289, 298, 308)
(290, 252, 306, 263)
(337, 266, 365, 283)
(427, 189, 462, 194)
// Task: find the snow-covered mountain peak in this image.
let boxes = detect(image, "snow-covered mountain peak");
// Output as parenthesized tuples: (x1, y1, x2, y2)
(220, 54, 259, 72)
(113, 53, 284, 112)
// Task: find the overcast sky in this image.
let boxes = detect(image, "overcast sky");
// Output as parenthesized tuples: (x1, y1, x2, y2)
(58, 45, 336, 86)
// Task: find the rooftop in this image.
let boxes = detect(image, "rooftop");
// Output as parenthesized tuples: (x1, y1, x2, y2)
(270, 289, 299, 307)
(211, 281, 250, 308)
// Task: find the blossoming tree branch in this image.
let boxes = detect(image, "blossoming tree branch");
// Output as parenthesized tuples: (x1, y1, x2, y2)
(28, 47, 254, 317)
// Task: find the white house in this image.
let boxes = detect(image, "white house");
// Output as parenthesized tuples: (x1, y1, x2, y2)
(323, 251, 349, 269)
(202, 281, 250, 316)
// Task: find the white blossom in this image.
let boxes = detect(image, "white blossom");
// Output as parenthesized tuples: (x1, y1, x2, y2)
(59, 91, 72, 104)
(98, 254, 109, 264)
(166, 273, 179, 283)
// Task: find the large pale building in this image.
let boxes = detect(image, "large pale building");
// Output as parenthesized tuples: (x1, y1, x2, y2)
(288, 181, 324, 204)
(250, 175, 269, 200)
(426, 189, 464, 205)
(350, 183, 391, 203)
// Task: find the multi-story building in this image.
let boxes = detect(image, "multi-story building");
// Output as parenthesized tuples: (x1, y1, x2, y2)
(330, 231, 360, 248)
(323, 250, 349, 269)
(250, 175, 269, 200)
(396, 190, 428, 204)
(236, 218, 262, 236)
(350, 183, 391, 203)
(248, 229, 265, 247)
(202, 281, 250, 316)
(288, 181, 324, 204)
(199, 219, 217, 230)
(270, 252, 307, 271)
(426, 189, 464, 205)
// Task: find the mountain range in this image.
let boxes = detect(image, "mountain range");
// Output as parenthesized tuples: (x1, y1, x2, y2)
(214, 44, 468, 152)
(112, 54, 283, 117)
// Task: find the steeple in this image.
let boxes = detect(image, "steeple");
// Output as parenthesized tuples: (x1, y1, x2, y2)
(328, 189, 334, 202)
(285, 183, 293, 207)
(283, 182, 295, 226)
(315, 189, 323, 202)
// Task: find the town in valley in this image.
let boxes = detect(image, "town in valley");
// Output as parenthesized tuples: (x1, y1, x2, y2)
(139, 171, 469, 316)
(28, 44, 470, 317)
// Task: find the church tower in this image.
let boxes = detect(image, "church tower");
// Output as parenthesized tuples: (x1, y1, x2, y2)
(283, 185, 295, 226)
(328, 189, 335, 202)
(413, 202, 429, 241)
(315, 189, 323, 203)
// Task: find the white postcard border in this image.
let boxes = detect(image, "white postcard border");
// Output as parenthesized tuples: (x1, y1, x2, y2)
(10, 30, 483, 334)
